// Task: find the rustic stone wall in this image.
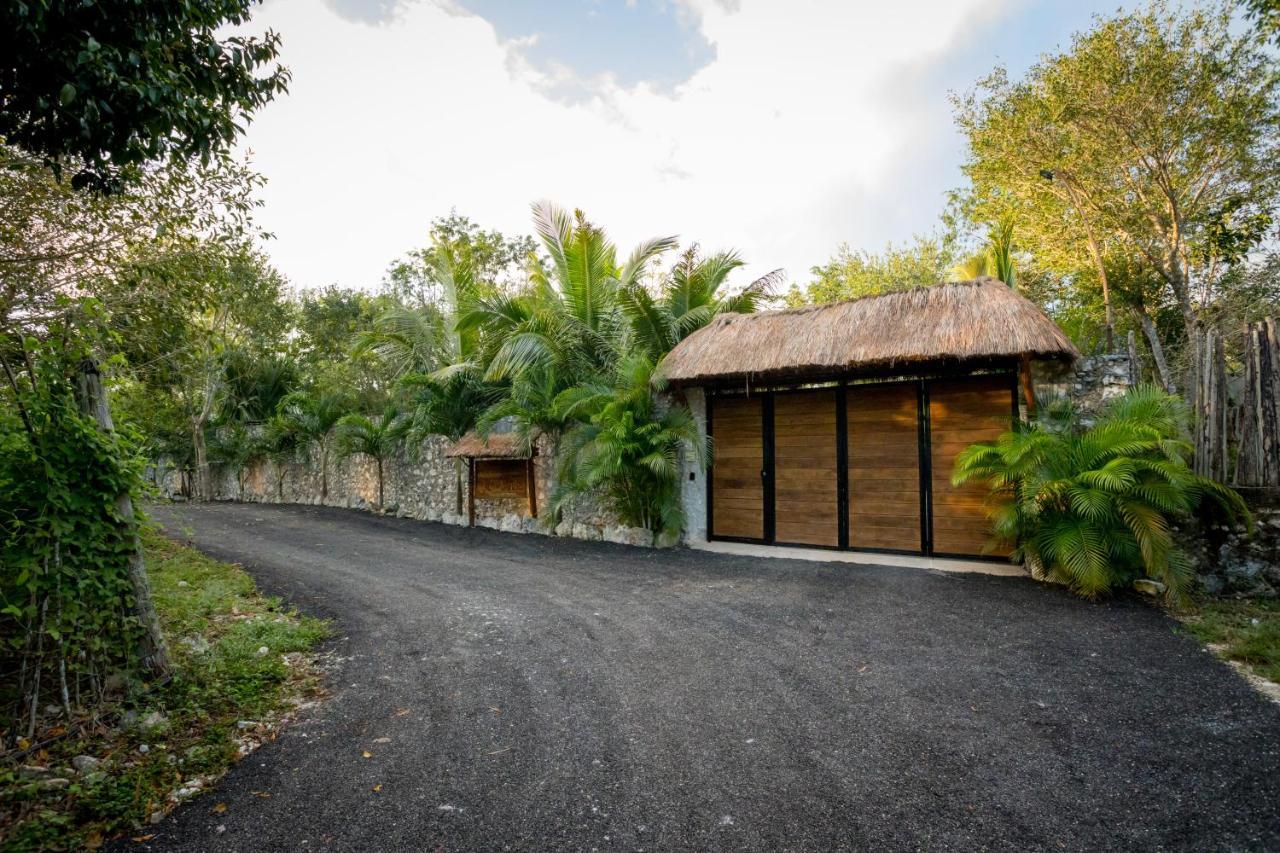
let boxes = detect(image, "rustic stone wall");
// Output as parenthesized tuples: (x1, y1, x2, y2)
(162, 433, 655, 547)
(1190, 491, 1280, 597)
(1031, 354, 1134, 420)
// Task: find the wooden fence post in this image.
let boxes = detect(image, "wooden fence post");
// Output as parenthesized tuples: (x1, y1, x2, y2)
(1235, 318, 1279, 487)
(1192, 328, 1228, 482)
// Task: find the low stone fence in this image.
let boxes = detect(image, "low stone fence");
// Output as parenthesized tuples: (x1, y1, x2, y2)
(1192, 489, 1280, 597)
(158, 434, 657, 547)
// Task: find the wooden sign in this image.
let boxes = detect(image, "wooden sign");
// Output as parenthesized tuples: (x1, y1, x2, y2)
(474, 460, 529, 499)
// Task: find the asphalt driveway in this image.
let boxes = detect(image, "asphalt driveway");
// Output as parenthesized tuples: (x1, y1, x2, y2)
(132, 503, 1280, 851)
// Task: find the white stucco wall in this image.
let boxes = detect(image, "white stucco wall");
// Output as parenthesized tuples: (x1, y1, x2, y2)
(679, 387, 708, 545)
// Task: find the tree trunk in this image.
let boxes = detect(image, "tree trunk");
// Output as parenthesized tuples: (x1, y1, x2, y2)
(455, 457, 464, 515)
(320, 442, 329, 502)
(76, 359, 171, 681)
(377, 458, 384, 512)
(1063, 179, 1115, 352)
(192, 369, 219, 501)
(192, 426, 210, 501)
(1126, 329, 1140, 386)
(1138, 312, 1175, 394)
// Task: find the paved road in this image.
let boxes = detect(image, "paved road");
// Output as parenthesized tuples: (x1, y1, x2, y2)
(131, 503, 1280, 852)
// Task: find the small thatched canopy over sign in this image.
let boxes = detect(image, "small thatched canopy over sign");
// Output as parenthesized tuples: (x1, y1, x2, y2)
(445, 431, 529, 460)
(660, 277, 1079, 385)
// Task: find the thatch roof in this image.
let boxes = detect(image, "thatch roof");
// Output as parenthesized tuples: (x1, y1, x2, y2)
(659, 278, 1078, 385)
(444, 431, 529, 459)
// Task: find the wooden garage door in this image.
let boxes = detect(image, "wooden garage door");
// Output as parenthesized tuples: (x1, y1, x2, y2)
(773, 390, 839, 547)
(847, 383, 922, 552)
(928, 376, 1013, 557)
(710, 396, 764, 540)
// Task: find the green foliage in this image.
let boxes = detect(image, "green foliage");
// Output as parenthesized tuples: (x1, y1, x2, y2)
(277, 390, 349, 500)
(335, 409, 404, 510)
(0, 0, 289, 191)
(460, 203, 676, 389)
(0, 327, 149, 739)
(551, 356, 707, 544)
(218, 350, 300, 425)
(0, 532, 327, 852)
(954, 2, 1279, 339)
(953, 386, 1249, 600)
(786, 231, 962, 306)
(619, 245, 782, 362)
(950, 218, 1017, 287)
(381, 212, 535, 308)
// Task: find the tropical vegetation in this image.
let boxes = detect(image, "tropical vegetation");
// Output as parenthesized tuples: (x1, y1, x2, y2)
(953, 387, 1249, 600)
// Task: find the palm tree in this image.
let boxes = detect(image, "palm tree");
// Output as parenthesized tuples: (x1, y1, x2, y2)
(278, 390, 348, 502)
(951, 217, 1017, 286)
(335, 408, 405, 512)
(352, 304, 447, 381)
(262, 412, 302, 501)
(550, 354, 708, 545)
(219, 350, 300, 424)
(619, 244, 783, 362)
(952, 385, 1248, 600)
(208, 424, 264, 501)
(458, 203, 677, 389)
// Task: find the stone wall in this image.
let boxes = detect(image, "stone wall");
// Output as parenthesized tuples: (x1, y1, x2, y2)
(162, 433, 656, 547)
(1190, 490, 1280, 597)
(1031, 354, 1134, 420)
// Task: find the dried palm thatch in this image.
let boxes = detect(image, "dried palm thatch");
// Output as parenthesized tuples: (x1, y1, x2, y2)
(660, 278, 1078, 385)
(445, 431, 528, 459)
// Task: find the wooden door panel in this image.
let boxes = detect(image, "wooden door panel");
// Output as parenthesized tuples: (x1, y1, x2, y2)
(773, 390, 838, 546)
(928, 376, 1013, 557)
(711, 396, 764, 540)
(847, 383, 922, 552)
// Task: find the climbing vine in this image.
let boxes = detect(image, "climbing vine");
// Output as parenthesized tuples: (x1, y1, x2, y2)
(0, 327, 150, 743)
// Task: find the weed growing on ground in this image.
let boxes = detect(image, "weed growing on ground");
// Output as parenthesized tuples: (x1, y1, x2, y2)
(1183, 597, 1280, 685)
(0, 530, 328, 851)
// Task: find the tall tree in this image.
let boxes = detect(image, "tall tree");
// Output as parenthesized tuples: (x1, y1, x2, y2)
(459, 203, 676, 391)
(335, 409, 404, 512)
(619, 246, 783, 363)
(0, 0, 288, 191)
(786, 231, 963, 306)
(279, 390, 349, 502)
(955, 2, 1279, 362)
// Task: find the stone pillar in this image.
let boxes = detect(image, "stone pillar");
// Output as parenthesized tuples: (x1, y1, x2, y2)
(679, 387, 709, 545)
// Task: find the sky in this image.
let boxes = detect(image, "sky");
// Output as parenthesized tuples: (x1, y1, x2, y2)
(237, 0, 1123, 293)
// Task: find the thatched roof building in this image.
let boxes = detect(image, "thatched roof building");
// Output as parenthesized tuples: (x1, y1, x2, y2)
(444, 431, 528, 460)
(660, 278, 1078, 385)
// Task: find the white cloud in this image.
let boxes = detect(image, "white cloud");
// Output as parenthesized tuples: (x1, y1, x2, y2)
(239, 0, 1014, 292)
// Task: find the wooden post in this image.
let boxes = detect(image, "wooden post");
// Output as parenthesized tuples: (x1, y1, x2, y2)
(1126, 330, 1140, 387)
(467, 457, 476, 527)
(1018, 354, 1036, 418)
(76, 359, 172, 681)
(525, 456, 538, 518)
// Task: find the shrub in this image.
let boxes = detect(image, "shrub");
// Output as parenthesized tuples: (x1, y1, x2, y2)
(953, 385, 1249, 600)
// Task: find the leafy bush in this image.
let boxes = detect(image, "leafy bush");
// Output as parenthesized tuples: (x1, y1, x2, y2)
(1, 337, 150, 741)
(551, 356, 706, 545)
(953, 385, 1248, 600)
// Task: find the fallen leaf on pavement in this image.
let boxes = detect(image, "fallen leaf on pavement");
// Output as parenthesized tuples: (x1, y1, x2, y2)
(362, 751, 372, 759)
(250, 791, 271, 798)
(129, 835, 154, 843)
(373, 737, 391, 743)
(212, 803, 227, 814)
(393, 708, 410, 717)
(372, 784, 382, 792)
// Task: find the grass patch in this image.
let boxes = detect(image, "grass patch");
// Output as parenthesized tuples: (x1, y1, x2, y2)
(1183, 597, 1280, 685)
(0, 528, 328, 851)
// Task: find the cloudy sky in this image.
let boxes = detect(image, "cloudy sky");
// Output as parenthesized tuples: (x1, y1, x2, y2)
(237, 0, 1119, 292)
